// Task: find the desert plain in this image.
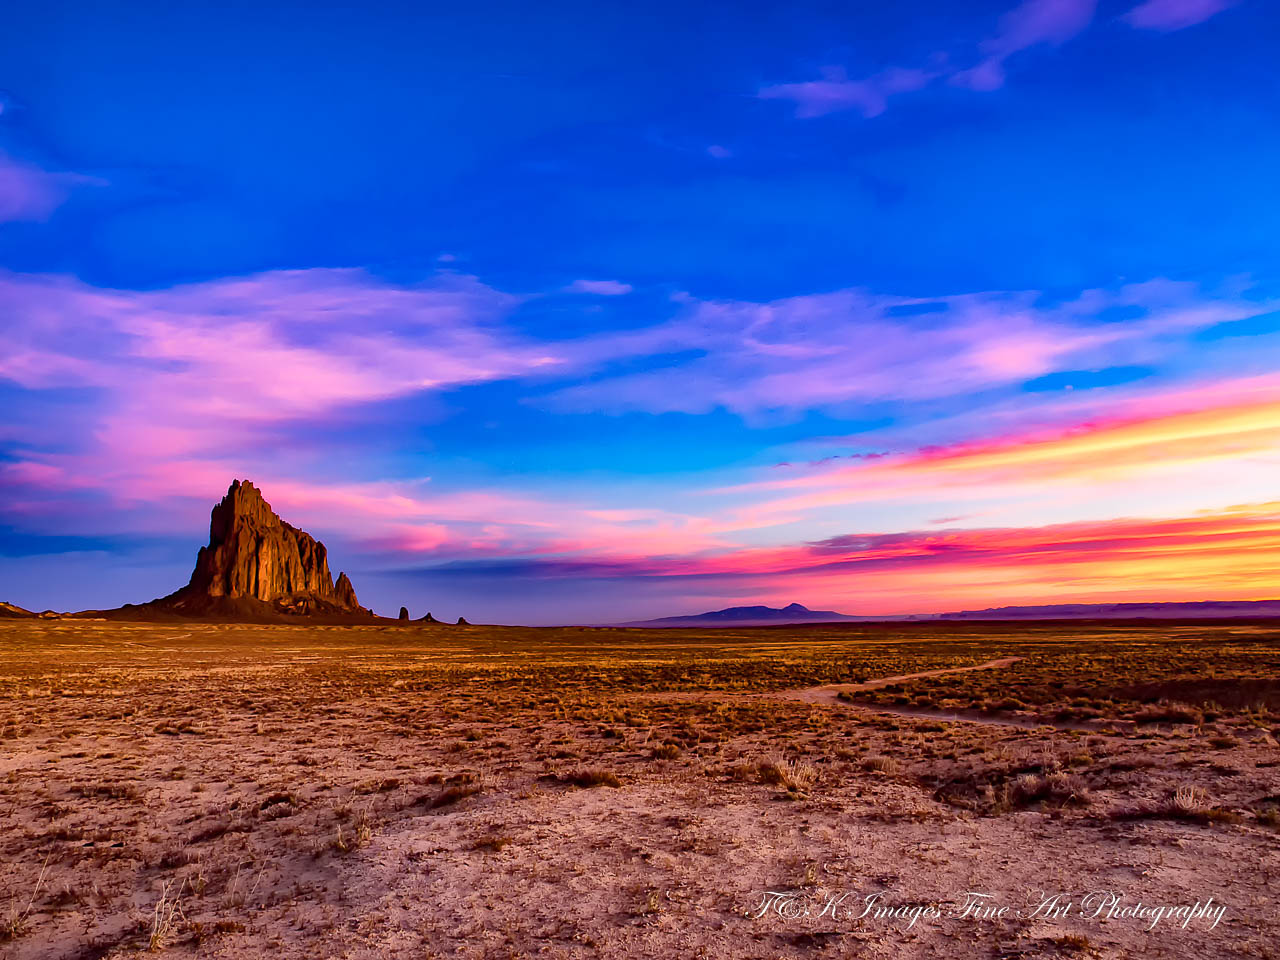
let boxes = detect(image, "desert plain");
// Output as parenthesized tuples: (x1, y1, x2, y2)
(1, 618, 1277, 959)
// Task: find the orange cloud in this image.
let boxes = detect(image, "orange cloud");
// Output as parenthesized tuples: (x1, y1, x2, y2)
(572, 501, 1280, 615)
(729, 375, 1280, 522)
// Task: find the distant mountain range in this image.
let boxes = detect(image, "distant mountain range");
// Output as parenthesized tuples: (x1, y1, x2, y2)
(930, 599, 1280, 620)
(614, 598, 1280, 627)
(614, 602, 868, 627)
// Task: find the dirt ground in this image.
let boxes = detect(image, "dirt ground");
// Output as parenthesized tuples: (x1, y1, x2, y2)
(1, 619, 1277, 959)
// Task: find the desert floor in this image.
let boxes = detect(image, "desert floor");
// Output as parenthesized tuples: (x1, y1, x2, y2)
(1, 619, 1277, 959)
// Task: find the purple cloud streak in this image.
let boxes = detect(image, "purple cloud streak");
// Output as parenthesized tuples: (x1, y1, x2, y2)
(761, 0, 1234, 118)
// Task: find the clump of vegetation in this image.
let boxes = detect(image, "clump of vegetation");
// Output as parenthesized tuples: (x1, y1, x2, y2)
(1, 856, 49, 942)
(1134, 702, 1203, 725)
(69, 782, 139, 801)
(1116, 786, 1240, 825)
(756, 755, 817, 793)
(1009, 772, 1091, 807)
(936, 764, 1091, 815)
(329, 807, 374, 852)
(427, 783, 483, 808)
(153, 720, 202, 736)
(1254, 805, 1280, 828)
(566, 768, 621, 788)
(471, 833, 513, 852)
(862, 755, 899, 775)
(1049, 932, 1093, 953)
(147, 879, 186, 950)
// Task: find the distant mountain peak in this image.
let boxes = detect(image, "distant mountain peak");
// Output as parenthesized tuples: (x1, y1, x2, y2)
(615, 601, 858, 628)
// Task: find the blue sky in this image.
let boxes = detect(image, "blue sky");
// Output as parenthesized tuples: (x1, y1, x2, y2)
(4, 0, 1280, 622)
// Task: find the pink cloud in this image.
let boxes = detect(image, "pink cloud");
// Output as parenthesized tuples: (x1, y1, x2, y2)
(545, 280, 1269, 419)
(0, 268, 608, 548)
(0, 257, 739, 560)
(426, 502, 1280, 616)
(565, 278, 633, 296)
(982, 0, 1097, 56)
(0, 154, 90, 222)
(954, 0, 1096, 90)
(764, 0, 1234, 119)
(0, 268, 559, 448)
(707, 369, 1280, 543)
(1124, 0, 1236, 30)
(766, 0, 1100, 114)
(759, 66, 938, 119)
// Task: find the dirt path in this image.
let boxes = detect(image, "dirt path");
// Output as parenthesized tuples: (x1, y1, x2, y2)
(773, 656, 1141, 733)
(780, 655, 1024, 705)
(631, 655, 1136, 732)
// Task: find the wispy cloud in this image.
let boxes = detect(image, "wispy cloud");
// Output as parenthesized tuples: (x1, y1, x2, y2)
(546, 279, 1272, 418)
(564, 278, 633, 296)
(1124, 0, 1237, 31)
(953, 0, 1097, 91)
(759, 65, 940, 119)
(0, 153, 97, 223)
(762, 0, 1230, 118)
(0, 268, 551, 437)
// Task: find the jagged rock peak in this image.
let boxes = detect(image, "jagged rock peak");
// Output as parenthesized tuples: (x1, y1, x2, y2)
(398, 606, 409, 621)
(334, 572, 359, 610)
(184, 479, 360, 610)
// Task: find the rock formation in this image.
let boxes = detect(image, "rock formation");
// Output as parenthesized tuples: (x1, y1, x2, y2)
(55, 480, 464, 624)
(457, 616, 469, 625)
(153, 479, 372, 619)
(183, 480, 354, 605)
(418, 612, 437, 623)
(334, 573, 359, 609)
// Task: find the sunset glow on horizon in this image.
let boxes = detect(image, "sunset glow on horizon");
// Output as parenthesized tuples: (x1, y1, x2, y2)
(3, 0, 1279, 623)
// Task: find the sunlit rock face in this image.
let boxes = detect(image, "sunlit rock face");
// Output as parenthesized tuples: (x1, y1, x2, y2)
(185, 479, 361, 610)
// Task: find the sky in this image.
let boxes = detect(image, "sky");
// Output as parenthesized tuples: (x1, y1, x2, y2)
(3, 0, 1280, 624)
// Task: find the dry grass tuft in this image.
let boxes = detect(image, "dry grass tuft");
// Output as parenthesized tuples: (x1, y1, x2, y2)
(1, 856, 49, 943)
(148, 879, 186, 951)
(427, 783, 483, 808)
(1116, 786, 1241, 825)
(862, 755, 900, 775)
(756, 755, 817, 793)
(567, 768, 622, 788)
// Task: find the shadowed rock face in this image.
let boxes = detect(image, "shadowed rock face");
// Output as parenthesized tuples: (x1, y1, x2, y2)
(185, 480, 361, 610)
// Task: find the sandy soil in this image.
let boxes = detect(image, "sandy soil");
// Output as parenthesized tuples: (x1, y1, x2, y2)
(1, 619, 1277, 959)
